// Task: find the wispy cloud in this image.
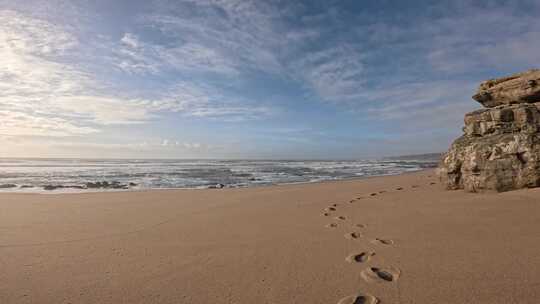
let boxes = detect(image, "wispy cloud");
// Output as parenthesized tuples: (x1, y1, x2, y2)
(291, 45, 365, 102)
(141, 81, 275, 121)
(115, 32, 238, 75)
(0, 110, 98, 137)
(424, 3, 540, 73)
(344, 0, 540, 133)
(0, 135, 226, 158)
(0, 9, 272, 138)
(134, 0, 368, 104)
(139, 0, 285, 75)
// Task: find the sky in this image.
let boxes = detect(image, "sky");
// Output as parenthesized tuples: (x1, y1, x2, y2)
(0, 0, 539, 159)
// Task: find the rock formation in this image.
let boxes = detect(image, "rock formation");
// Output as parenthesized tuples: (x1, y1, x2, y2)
(438, 69, 540, 192)
(472, 69, 540, 107)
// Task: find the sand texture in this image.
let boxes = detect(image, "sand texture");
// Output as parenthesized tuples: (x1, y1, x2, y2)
(1, 170, 540, 303)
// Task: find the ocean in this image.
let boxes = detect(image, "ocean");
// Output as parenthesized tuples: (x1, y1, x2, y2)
(0, 156, 440, 193)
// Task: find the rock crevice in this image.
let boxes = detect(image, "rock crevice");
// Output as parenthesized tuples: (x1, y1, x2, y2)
(439, 69, 540, 192)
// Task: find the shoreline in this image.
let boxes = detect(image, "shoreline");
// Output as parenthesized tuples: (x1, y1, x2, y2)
(0, 168, 433, 196)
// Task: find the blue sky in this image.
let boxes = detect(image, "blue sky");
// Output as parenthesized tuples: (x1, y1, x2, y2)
(1, 0, 539, 159)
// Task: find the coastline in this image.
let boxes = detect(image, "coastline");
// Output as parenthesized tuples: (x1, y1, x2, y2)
(2, 169, 540, 303)
(0, 167, 433, 195)
(0, 158, 438, 194)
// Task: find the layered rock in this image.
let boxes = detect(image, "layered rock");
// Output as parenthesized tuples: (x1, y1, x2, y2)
(463, 103, 540, 137)
(439, 69, 540, 192)
(473, 69, 540, 107)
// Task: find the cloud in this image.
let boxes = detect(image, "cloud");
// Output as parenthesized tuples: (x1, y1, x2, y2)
(0, 9, 272, 138)
(0, 110, 98, 137)
(116, 32, 239, 75)
(424, 4, 540, 73)
(0, 136, 225, 159)
(291, 45, 365, 102)
(356, 1, 540, 76)
(138, 0, 287, 75)
(0, 11, 156, 136)
(139, 81, 275, 121)
(134, 0, 368, 104)
(178, 142, 201, 149)
(340, 0, 540, 135)
(120, 33, 139, 49)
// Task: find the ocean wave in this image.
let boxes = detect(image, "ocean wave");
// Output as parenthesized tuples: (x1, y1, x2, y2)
(0, 158, 438, 193)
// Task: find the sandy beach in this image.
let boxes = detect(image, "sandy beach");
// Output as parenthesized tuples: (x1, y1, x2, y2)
(1, 170, 539, 303)
(4, 0, 540, 302)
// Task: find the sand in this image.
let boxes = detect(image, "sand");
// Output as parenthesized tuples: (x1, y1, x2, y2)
(1, 169, 540, 303)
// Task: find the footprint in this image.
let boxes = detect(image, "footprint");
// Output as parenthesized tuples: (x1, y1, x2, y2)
(411, 185, 419, 188)
(349, 199, 355, 203)
(337, 293, 379, 304)
(378, 190, 386, 194)
(325, 207, 337, 212)
(371, 238, 394, 245)
(396, 187, 403, 190)
(369, 193, 377, 196)
(356, 197, 363, 200)
(361, 266, 400, 283)
(345, 252, 375, 263)
(335, 216, 346, 221)
(430, 182, 437, 185)
(332, 203, 339, 207)
(322, 212, 330, 217)
(344, 232, 362, 240)
(354, 223, 367, 228)
(326, 223, 338, 228)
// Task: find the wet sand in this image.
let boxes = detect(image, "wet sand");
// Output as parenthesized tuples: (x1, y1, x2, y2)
(1, 170, 540, 303)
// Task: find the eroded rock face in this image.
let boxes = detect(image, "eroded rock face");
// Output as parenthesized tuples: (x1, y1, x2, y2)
(473, 69, 540, 108)
(439, 133, 540, 192)
(439, 69, 540, 192)
(463, 103, 540, 137)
